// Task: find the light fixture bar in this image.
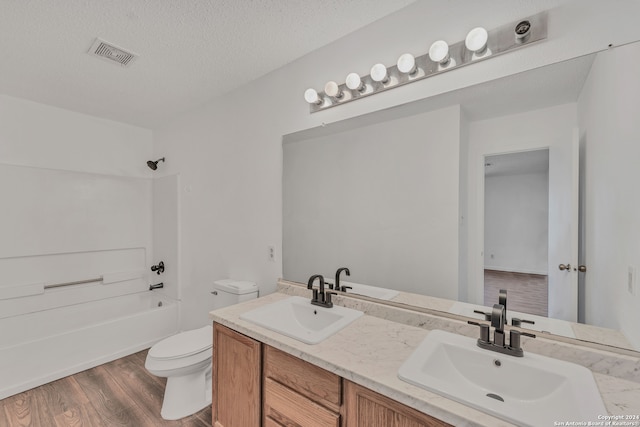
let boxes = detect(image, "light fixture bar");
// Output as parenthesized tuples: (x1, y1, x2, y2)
(307, 12, 547, 113)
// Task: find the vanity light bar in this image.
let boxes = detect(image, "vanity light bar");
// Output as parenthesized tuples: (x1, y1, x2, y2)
(305, 12, 547, 113)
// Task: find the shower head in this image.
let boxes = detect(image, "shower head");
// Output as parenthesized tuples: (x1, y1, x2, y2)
(147, 157, 165, 170)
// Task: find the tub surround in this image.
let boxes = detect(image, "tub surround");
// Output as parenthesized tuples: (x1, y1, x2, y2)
(0, 292, 178, 400)
(211, 289, 640, 426)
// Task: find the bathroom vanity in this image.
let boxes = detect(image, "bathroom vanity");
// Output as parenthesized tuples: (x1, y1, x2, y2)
(212, 323, 449, 427)
(210, 290, 640, 427)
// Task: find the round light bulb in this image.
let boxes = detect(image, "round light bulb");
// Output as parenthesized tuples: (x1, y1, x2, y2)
(304, 88, 320, 105)
(465, 27, 488, 53)
(345, 72, 364, 91)
(370, 63, 388, 83)
(429, 40, 450, 64)
(324, 81, 342, 98)
(397, 53, 416, 74)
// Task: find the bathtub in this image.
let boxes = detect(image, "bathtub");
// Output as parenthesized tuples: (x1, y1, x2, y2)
(0, 291, 178, 399)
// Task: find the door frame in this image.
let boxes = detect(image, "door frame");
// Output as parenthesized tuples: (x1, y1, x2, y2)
(468, 129, 579, 321)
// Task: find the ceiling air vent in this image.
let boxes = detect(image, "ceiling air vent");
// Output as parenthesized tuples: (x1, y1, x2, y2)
(88, 38, 138, 67)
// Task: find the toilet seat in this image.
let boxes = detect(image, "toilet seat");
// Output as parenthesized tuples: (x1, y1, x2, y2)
(149, 325, 212, 360)
(146, 325, 213, 376)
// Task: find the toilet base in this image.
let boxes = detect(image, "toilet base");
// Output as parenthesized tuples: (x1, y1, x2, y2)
(160, 363, 212, 420)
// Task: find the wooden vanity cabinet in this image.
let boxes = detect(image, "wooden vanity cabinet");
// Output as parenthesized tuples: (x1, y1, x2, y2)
(263, 345, 341, 426)
(213, 322, 451, 427)
(212, 324, 261, 427)
(344, 381, 452, 427)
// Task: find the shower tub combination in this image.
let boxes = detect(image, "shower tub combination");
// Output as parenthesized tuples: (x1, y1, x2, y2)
(0, 291, 178, 399)
(0, 165, 181, 399)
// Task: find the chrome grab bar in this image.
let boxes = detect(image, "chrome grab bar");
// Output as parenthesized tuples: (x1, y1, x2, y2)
(43, 277, 102, 290)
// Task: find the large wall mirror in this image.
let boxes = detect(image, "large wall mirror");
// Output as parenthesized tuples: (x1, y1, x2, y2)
(283, 40, 640, 353)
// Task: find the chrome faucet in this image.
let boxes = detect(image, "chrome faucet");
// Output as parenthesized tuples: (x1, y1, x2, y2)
(307, 274, 336, 308)
(473, 288, 508, 321)
(498, 289, 536, 326)
(491, 303, 507, 347)
(474, 289, 535, 327)
(334, 267, 352, 292)
(468, 303, 536, 357)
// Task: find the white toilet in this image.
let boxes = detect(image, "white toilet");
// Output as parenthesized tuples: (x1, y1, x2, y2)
(145, 279, 259, 420)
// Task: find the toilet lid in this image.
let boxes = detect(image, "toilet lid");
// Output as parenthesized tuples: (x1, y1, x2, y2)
(149, 325, 213, 360)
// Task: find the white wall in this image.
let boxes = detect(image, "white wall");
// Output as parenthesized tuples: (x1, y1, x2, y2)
(153, 0, 640, 330)
(484, 172, 549, 274)
(0, 94, 154, 315)
(577, 42, 640, 349)
(0, 94, 152, 178)
(283, 106, 460, 299)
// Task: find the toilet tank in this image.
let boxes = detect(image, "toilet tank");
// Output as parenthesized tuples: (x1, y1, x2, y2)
(212, 279, 259, 310)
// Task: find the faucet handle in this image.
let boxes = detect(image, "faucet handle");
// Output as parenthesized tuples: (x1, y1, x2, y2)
(340, 285, 352, 293)
(509, 330, 536, 353)
(473, 309, 492, 321)
(325, 291, 338, 308)
(512, 317, 535, 327)
(467, 321, 490, 344)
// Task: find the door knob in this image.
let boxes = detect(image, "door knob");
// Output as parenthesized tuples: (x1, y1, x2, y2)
(558, 263, 571, 271)
(578, 265, 587, 272)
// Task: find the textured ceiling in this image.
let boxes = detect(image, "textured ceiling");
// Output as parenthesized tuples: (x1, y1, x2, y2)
(0, 0, 415, 128)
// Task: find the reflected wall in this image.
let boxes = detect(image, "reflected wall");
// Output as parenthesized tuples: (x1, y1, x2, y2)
(284, 105, 461, 299)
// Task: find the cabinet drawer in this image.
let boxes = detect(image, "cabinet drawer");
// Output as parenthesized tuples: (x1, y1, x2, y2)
(264, 378, 340, 427)
(264, 345, 342, 411)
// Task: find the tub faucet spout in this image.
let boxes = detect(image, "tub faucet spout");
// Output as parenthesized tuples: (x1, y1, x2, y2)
(149, 282, 164, 291)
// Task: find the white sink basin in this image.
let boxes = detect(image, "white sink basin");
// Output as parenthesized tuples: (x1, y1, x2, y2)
(398, 330, 606, 426)
(240, 296, 363, 344)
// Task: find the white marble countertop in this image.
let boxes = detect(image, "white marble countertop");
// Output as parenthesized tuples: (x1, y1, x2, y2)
(210, 292, 640, 427)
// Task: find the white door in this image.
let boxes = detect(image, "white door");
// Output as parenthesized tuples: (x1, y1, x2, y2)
(547, 128, 579, 321)
(476, 128, 579, 321)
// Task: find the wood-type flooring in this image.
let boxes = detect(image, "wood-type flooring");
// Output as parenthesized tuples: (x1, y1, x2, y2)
(0, 349, 211, 427)
(484, 269, 548, 317)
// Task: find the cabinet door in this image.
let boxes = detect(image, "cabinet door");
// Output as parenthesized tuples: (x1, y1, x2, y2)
(212, 323, 261, 427)
(344, 381, 451, 427)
